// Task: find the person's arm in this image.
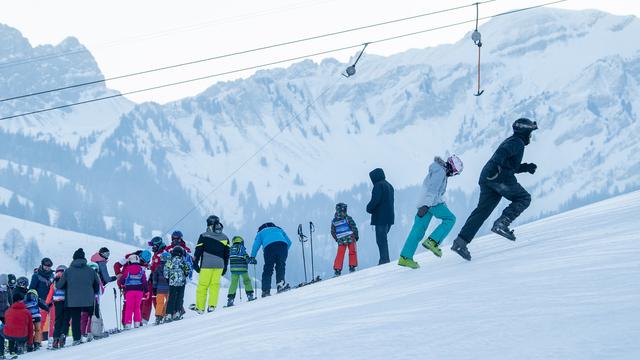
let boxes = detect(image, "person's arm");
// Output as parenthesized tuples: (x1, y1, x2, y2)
(331, 221, 338, 241)
(349, 216, 359, 241)
(92, 272, 100, 295)
(366, 184, 382, 214)
(45, 283, 54, 306)
(193, 235, 204, 271)
(28, 273, 38, 290)
(37, 298, 49, 312)
(250, 233, 262, 258)
(56, 271, 67, 290)
(282, 231, 292, 249)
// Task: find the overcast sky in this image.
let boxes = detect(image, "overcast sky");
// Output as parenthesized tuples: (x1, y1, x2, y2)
(1, 0, 638, 103)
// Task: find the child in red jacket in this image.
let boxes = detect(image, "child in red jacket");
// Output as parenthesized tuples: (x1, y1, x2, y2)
(3, 292, 34, 356)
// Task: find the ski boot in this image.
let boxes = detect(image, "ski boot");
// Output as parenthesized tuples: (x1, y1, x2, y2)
(207, 306, 216, 313)
(123, 324, 132, 330)
(247, 291, 256, 301)
(421, 237, 443, 257)
(334, 269, 341, 277)
(276, 281, 290, 293)
(397, 256, 420, 269)
(451, 236, 471, 261)
(491, 216, 516, 241)
(261, 290, 271, 298)
(349, 266, 356, 273)
(155, 316, 163, 325)
(72, 340, 82, 346)
(226, 297, 235, 307)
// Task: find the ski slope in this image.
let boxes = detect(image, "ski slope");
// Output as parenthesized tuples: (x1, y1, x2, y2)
(27, 191, 640, 359)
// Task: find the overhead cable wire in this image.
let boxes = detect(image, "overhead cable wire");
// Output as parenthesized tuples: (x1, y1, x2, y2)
(0, 0, 499, 103)
(0, 0, 568, 121)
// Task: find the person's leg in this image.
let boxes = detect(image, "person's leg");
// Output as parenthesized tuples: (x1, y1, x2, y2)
(8, 338, 16, 354)
(196, 268, 213, 311)
(141, 278, 154, 323)
(132, 291, 143, 325)
(457, 185, 502, 243)
(206, 268, 223, 309)
(70, 307, 82, 341)
(274, 242, 288, 286)
(348, 242, 358, 268)
(400, 214, 432, 259)
(262, 244, 276, 293)
(376, 225, 391, 264)
(41, 309, 49, 341)
(333, 244, 347, 271)
(34, 320, 42, 344)
(492, 182, 532, 224)
(80, 310, 89, 336)
(228, 273, 240, 299)
(428, 204, 456, 245)
(123, 291, 136, 325)
(166, 286, 177, 316)
(241, 272, 254, 294)
(0, 332, 5, 356)
(53, 302, 64, 338)
(156, 293, 167, 318)
(176, 286, 185, 315)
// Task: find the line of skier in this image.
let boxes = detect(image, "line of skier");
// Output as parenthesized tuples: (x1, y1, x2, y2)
(0, 118, 538, 358)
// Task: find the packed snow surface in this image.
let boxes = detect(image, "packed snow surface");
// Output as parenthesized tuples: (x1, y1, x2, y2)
(26, 191, 640, 359)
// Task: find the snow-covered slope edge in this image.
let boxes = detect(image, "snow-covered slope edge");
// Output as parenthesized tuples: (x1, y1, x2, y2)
(30, 190, 640, 359)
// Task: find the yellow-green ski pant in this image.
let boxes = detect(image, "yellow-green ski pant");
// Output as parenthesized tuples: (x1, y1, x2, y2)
(228, 272, 254, 298)
(196, 268, 223, 311)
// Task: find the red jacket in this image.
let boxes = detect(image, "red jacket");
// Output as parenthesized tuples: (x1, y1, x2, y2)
(3, 302, 34, 344)
(113, 251, 149, 277)
(149, 246, 168, 273)
(166, 240, 191, 254)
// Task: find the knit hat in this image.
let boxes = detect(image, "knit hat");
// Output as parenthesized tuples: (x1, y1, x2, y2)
(73, 248, 85, 260)
(99, 247, 110, 259)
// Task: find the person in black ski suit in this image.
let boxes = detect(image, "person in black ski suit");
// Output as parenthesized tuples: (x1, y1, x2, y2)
(366, 168, 395, 264)
(28, 258, 54, 343)
(451, 118, 538, 261)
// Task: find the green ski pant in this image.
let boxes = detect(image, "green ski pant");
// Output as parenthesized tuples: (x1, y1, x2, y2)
(400, 203, 456, 259)
(227, 272, 254, 298)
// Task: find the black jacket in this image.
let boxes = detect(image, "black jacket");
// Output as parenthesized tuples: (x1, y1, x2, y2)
(366, 168, 395, 226)
(480, 133, 529, 185)
(29, 266, 54, 300)
(57, 259, 100, 308)
(194, 230, 230, 270)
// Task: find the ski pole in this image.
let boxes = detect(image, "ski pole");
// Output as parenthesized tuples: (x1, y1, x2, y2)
(309, 221, 315, 281)
(112, 288, 119, 331)
(297, 224, 308, 283)
(253, 263, 258, 297)
(239, 275, 242, 301)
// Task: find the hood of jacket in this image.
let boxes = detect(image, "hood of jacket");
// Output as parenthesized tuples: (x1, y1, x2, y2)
(10, 301, 27, 310)
(90, 252, 107, 263)
(70, 258, 88, 268)
(369, 168, 386, 184)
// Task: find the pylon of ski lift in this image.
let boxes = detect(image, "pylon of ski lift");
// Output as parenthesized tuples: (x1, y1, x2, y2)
(343, 43, 369, 78)
(472, 2, 484, 96)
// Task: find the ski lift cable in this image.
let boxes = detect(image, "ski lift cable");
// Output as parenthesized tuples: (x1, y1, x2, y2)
(159, 0, 570, 234)
(160, 81, 339, 237)
(0, 0, 343, 71)
(0, 0, 499, 104)
(0, 0, 568, 121)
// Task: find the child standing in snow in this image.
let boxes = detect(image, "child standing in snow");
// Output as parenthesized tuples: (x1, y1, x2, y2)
(3, 292, 34, 357)
(226, 236, 255, 307)
(398, 155, 463, 269)
(118, 254, 148, 329)
(331, 203, 359, 276)
(24, 289, 48, 351)
(152, 252, 171, 324)
(46, 265, 68, 349)
(164, 246, 190, 321)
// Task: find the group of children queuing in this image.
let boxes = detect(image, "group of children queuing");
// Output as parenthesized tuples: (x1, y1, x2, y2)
(0, 118, 540, 358)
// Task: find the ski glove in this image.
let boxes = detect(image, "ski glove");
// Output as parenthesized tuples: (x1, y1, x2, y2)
(520, 163, 537, 174)
(417, 206, 429, 218)
(222, 266, 227, 277)
(193, 263, 201, 273)
(248, 257, 258, 265)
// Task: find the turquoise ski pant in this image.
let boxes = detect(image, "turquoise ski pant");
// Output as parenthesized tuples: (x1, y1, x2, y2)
(400, 203, 456, 259)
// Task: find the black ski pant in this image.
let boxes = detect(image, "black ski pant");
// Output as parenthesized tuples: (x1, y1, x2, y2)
(166, 286, 185, 317)
(375, 224, 391, 264)
(458, 181, 531, 243)
(262, 241, 288, 292)
(52, 301, 69, 339)
(68, 306, 93, 341)
(4, 336, 27, 355)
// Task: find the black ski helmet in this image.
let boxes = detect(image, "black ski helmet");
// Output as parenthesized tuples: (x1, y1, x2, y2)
(336, 203, 348, 213)
(41, 257, 53, 267)
(17, 276, 29, 288)
(206, 215, 220, 227)
(7, 274, 16, 288)
(171, 245, 186, 258)
(512, 118, 538, 135)
(148, 236, 165, 252)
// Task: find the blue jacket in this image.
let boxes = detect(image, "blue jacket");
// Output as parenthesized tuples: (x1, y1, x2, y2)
(251, 227, 291, 258)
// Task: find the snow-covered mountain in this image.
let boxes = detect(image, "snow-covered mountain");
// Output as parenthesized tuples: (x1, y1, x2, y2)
(1, 8, 639, 282)
(26, 190, 640, 359)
